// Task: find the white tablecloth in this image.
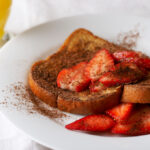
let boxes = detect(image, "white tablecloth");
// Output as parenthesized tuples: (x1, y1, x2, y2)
(1, 0, 150, 149)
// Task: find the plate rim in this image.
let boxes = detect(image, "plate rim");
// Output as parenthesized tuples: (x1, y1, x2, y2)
(0, 13, 150, 150)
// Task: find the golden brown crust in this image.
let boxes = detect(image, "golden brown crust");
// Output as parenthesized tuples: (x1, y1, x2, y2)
(28, 28, 127, 115)
(57, 87, 122, 115)
(28, 61, 57, 107)
(57, 28, 127, 54)
(121, 84, 150, 103)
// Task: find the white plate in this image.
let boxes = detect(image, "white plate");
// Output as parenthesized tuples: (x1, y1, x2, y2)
(0, 14, 150, 150)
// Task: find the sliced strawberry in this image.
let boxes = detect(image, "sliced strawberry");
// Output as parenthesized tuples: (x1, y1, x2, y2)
(137, 58, 150, 70)
(69, 62, 90, 92)
(111, 105, 150, 135)
(65, 114, 115, 132)
(57, 62, 90, 92)
(137, 106, 150, 133)
(85, 49, 115, 81)
(111, 123, 139, 135)
(113, 50, 139, 62)
(113, 50, 150, 71)
(106, 103, 133, 122)
(99, 62, 143, 86)
(57, 69, 72, 89)
(117, 57, 150, 72)
(124, 58, 150, 73)
(89, 80, 107, 92)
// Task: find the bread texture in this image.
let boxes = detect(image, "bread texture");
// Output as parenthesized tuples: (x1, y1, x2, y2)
(29, 28, 124, 115)
(121, 79, 150, 103)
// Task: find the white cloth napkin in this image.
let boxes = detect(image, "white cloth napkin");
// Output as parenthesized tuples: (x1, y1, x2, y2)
(1, 0, 150, 150)
(5, 0, 150, 34)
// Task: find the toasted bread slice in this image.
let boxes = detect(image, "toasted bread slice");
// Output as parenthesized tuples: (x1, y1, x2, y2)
(121, 79, 150, 103)
(29, 28, 125, 115)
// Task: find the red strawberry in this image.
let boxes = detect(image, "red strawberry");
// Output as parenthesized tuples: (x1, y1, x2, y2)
(117, 57, 150, 72)
(57, 69, 72, 89)
(106, 103, 133, 122)
(137, 58, 150, 70)
(113, 50, 150, 71)
(85, 49, 115, 81)
(137, 106, 150, 133)
(111, 123, 138, 135)
(69, 62, 90, 92)
(65, 114, 115, 132)
(113, 50, 139, 62)
(99, 62, 143, 86)
(111, 105, 150, 135)
(89, 80, 107, 92)
(57, 62, 90, 92)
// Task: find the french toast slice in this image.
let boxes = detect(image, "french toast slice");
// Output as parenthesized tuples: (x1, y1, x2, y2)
(121, 78, 150, 103)
(29, 28, 125, 115)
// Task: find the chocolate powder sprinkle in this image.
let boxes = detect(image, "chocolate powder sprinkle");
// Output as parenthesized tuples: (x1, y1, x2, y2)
(117, 28, 140, 49)
(1, 82, 70, 125)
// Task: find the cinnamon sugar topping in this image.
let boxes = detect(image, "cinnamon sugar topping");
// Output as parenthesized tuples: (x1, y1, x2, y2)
(1, 82, 69, 125)
(117, 28, 140, 49)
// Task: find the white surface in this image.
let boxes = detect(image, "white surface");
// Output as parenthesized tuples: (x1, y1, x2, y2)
(0, 14, 150, 150)
(1, 1, 150, 150)
(0, 114, 49, 150)
(5, 0, 150, 34)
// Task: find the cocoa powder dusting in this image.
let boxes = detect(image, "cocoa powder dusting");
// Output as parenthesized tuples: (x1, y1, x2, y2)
(117, 27, 140, 49)
(1, 82, 69, 125)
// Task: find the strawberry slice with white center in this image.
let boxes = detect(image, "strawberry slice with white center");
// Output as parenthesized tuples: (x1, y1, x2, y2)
(57, 62, 90, 92)
(85, 49, 115, 81)
(57, 69, 73, 89)
(106, 103, 134, 122)
(69, 62, 90, 92)
(99, 62, 143, 87)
